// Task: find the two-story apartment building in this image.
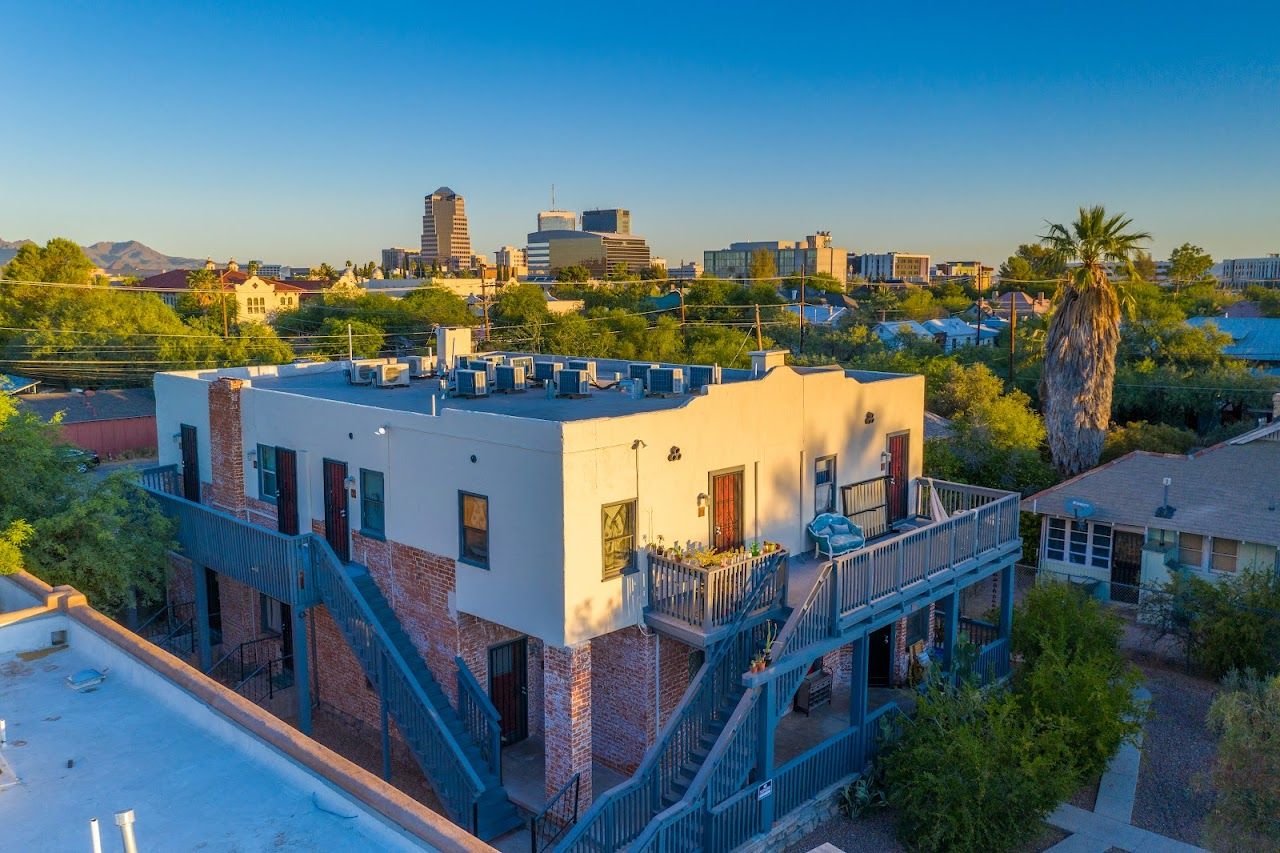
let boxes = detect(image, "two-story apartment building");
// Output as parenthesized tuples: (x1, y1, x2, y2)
(1024, 407, 1280, 604)
(143, 327, 1021, 846)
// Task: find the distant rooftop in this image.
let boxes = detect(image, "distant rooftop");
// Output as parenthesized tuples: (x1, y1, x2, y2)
(18, 387, 155, 424)
(0, 574, 477, 852)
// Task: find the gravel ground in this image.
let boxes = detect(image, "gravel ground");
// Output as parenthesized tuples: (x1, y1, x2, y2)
(787, 812, 1067, 852)
(1067, 773, 1100, 811)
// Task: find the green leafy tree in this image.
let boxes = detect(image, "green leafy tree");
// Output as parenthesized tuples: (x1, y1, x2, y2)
(314, 317, 384, 359)
(639, 264, 668, 281)
(177, 267, 236, 325)
(1101, 421, 1197, 462)
(1168, 242, 1215, 287)
(0, 394, 174, 613)
(556, 264, 592, 283)
(1, 237, 95, 285)
(313, 263, 340, 283)
(997, 244, 1064, 294)
(747, 248, 777, 282)
(399, 286, 475, 327)
(1039, 206, 1151, 476)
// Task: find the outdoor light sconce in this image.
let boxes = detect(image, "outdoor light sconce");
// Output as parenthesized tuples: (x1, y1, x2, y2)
(374, 425, 388, 437)
(344, 474, 357, 498)
(696, 492, 708, 517)
(864, 411, 875, 424)
(880, 450, 892, 471)
(246, 448, 258, 468)
(171, 433, 182, 446)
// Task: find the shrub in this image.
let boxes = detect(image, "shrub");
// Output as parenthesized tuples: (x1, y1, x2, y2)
(1011, 581, 1123, 671)
(1013, 648, 1144, 782)
(1206, 670, 1280, 851)
(882, 684, 1073, 853)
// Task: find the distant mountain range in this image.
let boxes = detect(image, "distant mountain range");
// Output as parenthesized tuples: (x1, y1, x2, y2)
(0, 238, 205, 276)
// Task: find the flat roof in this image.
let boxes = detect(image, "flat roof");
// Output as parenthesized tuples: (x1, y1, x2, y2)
(0, 616, 430, 851)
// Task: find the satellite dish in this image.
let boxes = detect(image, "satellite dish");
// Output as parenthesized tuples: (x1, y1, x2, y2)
(1064, 498, 1095, 519)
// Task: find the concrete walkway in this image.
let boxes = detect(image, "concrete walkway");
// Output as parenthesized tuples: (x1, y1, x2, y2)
(1046, 687, 1206, 852)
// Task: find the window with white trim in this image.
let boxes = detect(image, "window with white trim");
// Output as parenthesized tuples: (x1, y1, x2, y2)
(1179, 532, 1204, 570)
(1045, 517, 1112, 568)
(1210, 537, 1238, 573)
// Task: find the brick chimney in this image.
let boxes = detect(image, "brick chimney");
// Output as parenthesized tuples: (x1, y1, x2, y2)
(208, 377, 248, 518)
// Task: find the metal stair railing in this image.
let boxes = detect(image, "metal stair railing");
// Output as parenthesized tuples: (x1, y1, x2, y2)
(532, 772, 581, 853)
(455, 655, 502, 780)
(559, 551, 785, 853)
(309, 538, 490, 832)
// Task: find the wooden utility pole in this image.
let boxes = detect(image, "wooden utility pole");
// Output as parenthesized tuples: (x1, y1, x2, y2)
(754, 304, 763, 349)
(1007, 296, 1018, 390)
(679, 287, 686, 326)
(221, 295, 229, 338)
(481, 282, 492, 340)
(798, 257, 807, 355)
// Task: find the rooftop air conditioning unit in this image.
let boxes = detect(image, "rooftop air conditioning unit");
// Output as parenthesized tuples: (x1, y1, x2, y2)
(404, 356, 433, 378)
(567, 360, 597, 382)
(687, 364, 721, 393)
(374, 363, 411, 388)
(507, 355, 534, 376)
(495, 364, 527, 393)
(346, 360, 377, 385)
(455, 368, 488, 398)
(556, 369, 591, 398)
(629, 362, 659, 388)
(646, 367, 684, 397)
(533, 361, 563, 384)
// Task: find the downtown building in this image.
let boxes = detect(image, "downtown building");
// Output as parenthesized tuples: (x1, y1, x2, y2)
(703, 232, 849, 282)
(421, 186, 473, 271)
(1220, 254, 1280, 288)
(855, 251, 931, 284)
(526, 207, 651, 277)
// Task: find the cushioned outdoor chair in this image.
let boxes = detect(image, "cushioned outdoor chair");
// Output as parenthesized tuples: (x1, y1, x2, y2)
(807, 513, 866, 559)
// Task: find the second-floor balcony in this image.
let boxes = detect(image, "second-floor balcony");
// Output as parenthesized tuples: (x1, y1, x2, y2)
(644, 478, 1021, 646)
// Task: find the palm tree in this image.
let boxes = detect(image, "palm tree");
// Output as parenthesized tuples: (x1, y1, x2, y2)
(1039, 206, 1150, 476)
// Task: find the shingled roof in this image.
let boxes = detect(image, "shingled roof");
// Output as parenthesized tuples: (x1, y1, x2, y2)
(18, 388, 155, 424)
(1023, 432, 1280, 547)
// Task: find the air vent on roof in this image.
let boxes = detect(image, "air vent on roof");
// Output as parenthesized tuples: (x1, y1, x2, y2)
(629, 363, 659, 386)
(495, 364, 527, 393)
(646, 367, 684, 397)
(455, 369, 488, 398)
(533, 361, 563, 384)
(687, 364, 721, 393)
(506, 355, 535, 376)
(374, 363, 410, 388)
(557, 369, 591, 398)
(567, 360, 597, 382)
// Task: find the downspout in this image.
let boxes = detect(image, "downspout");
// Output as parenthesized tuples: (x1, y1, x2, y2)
(654, 633, 661, 739)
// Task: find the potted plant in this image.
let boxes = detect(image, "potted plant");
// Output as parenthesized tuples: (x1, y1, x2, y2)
(761, 623, 778, 665)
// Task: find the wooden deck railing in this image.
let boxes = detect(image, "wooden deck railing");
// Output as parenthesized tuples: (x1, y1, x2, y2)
(646, 548, 788, 636)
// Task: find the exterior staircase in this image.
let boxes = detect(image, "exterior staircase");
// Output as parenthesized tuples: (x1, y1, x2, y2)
(558, 552, 786, 851)
(315, 554, 523, 840)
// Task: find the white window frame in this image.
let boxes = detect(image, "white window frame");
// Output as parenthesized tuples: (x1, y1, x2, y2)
(1045, 516, 1112, 569)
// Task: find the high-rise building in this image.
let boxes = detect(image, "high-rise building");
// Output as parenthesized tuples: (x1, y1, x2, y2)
(420, 187, 472, 268)
(381, 247, 418, 276)
(703, 233, 849, 282)
(537, 210, 577, 232)
(855, 252, 931, 284)
(526, 230, 652, 278)
(582, 208, 631, 235)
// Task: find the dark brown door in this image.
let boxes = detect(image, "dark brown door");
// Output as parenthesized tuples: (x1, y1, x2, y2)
(204, 568, 223, 638)
(489, 638, 528, 745)
(868, 624, 892, 688)
(179, 424, 200, 502)
(710, 470, 744, 550)
(1110, 530, 1143, 605)
(275, 448, 299, 536)
(886, 433, 909, 523)
(323, 459, 350, 562)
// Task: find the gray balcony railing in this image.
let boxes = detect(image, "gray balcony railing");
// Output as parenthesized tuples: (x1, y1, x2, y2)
(646, 548, 788, 638)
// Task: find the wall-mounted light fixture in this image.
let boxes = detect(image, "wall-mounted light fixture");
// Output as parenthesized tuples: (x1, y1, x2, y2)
(374, 425, 388, 437)
(696, 492, 708, 508)
(171, 433, 182, 446)
(880, 450, 892, 471)
(246, 448, 258, 468)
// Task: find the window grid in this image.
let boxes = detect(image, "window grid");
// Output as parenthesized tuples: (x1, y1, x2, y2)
(601, 500, 637, 580)
(257, 444, 277, 499)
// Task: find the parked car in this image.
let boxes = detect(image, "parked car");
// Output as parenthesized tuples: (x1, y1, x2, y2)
(63, 447, 101, 472)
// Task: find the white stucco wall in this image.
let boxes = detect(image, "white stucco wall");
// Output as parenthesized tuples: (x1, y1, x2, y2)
(154, 372, 214, 479)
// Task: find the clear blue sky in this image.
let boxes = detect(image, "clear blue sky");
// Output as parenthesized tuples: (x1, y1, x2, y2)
(3, 1, 1277, 269)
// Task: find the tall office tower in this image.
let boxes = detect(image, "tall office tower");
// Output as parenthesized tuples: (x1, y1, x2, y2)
(582, 208, 631, 234)
(537, 210, 577, 232)
(421, 187, 472, 267)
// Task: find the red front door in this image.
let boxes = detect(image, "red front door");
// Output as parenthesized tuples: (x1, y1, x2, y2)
(275, 448, 299, 536)
(323, 459, 350, 562)
(710, 470, 744, 551)
(887, 433, 909, 523)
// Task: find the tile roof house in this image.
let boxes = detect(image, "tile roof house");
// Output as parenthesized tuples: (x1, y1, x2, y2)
(1023, 404, 1280, 604)
(983, 291, 1050, 320)
(134, 260, 305, 322)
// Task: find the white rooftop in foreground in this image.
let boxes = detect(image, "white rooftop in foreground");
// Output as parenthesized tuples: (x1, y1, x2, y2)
(0, 577, 476, 852)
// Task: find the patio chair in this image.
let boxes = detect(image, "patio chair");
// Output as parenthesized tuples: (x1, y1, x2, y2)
(807, 513, 865, 560)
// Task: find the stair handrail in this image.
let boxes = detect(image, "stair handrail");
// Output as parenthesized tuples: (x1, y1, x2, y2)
(559, 551, 785, 852)
(308, 538, 489, 811)
(531, 771, 581, 853)
(455, 655, 502, 779)
(137, 600, 191, 637)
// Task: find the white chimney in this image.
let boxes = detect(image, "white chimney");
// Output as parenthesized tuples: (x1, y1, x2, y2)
(749, 349, 789, 377)
(436, 326, 474, 374)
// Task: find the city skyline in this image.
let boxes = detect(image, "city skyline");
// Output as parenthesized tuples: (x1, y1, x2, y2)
(3, 2, 1278, 267)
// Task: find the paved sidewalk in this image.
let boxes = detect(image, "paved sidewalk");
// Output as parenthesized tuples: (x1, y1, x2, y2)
(1047, 687, 1207, 852)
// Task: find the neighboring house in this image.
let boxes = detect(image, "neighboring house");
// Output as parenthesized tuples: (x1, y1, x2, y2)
(924, 410, 954, 440)
(19, 388, 156, 457)
(923, 317, 999, 351)
(1023, 408, 1280, 604)
(135, 260, 303, 322)
(1186, 316, 1280, 370)
(872, 319, 934, 348)
(0, 372, 39, 395)
(144, 327, 1019, 843)
(785, 303, 848, 326)
(983, 291, 1050, 321)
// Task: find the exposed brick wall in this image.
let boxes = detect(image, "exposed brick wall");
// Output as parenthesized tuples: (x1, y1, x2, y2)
(544, 642, 593, 807)
(590, 627, 655, 775)
(388, 542, 461, 704)
(312, 604, 381, 726)
(216, 573, 261, 652)
(207, 378, 246, 518)
(823, 643, 854, 689)
(246, 495, 278, 529)
(658, 634, 693, 724)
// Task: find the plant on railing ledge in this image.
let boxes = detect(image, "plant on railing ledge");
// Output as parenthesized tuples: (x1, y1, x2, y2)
(646, 539, 780, 569)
